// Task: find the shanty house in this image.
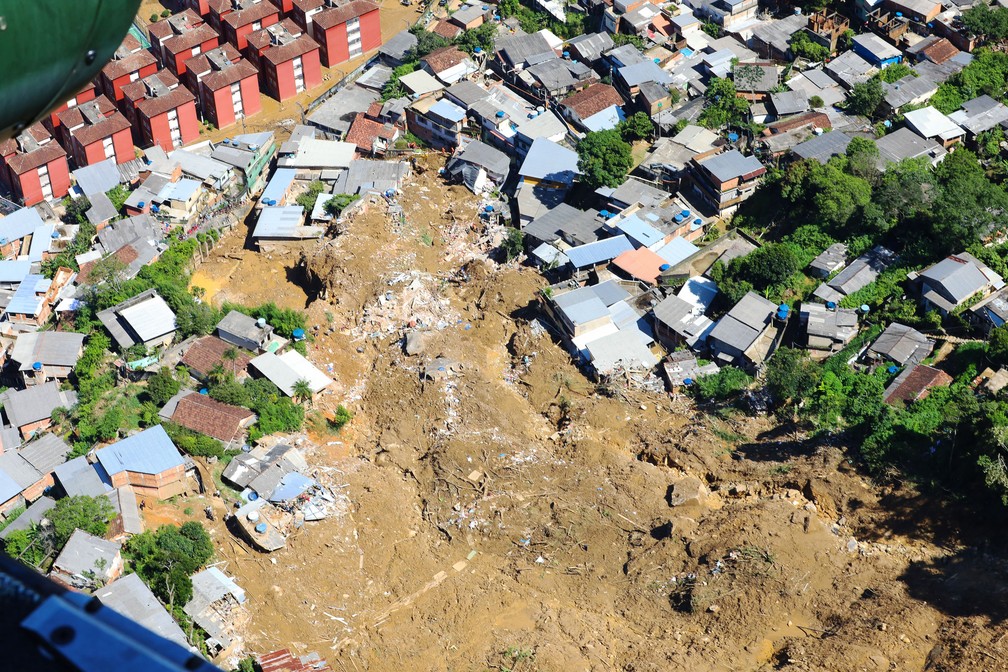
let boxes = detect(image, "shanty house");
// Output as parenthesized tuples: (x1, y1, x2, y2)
(94, 425, 187, 499)
(217, 310, 276, 352)
(814, 246, 896, 305)
(0, 382, 77, 439)
(50, 530, 124, 590)
(170, 392, 256, 444)
(97, 289, 178, 350)
(249, 350, 333, 398)
(706, 291, 779, 370)
(96, 574, 190, 648)
(183, 567, 248, 654)
(9, 331, 86, 387)
(883, 363, 952, 407)
(866, 322, 933, 366)
(800, 303, 859, 352)
(911, 252, 1004, 316)
(181, 335, 254, 380)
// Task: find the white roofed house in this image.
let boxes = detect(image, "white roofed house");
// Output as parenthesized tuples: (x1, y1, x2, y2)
(902, 106, 965, 148)
(251, 206, 323, 252)
(249, 350, 334, 400)
(97, 289, 178, 350)
(909, 252, 1005, 316)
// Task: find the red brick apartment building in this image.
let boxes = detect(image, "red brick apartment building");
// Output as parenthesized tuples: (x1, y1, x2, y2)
(245, 20, 321, 101)
(46, 82, 97, 134)
(57, 96, 134, 167)
(290, 0, 324, 30)
(149, 9, 221, 77)
(311, 0, 381, 67)
(0, 124, 71, 205)
(186, 44, 262, 129)
(220, 0, 281, 50)
(270, 0, 296, 15)
(99, 34, 159, 102)
(121, 71, 200, 150)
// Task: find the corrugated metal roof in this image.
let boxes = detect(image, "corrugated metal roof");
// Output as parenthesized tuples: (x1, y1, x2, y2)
(260, 168, 297, 205)
(656, 237, 699, 266)
(518, 137, 579, 183)
(0, 381, 76, 428)
(18, 433, 71, 474)
(0, 496, 55, 539)
(3, 273, 45, 318)
(697, 149, 765, 183)
(249, 351, 333, 396)
(587, 332, 659, 374)
(11, 331, 86, 369)
(253, 206, 316, 239)
(73, 159, 121, 197)
(53, 529, 121, 576)
(0, 452, 42, 490)
(564, 235, 634, 268)
(95, 425, 184, 476)
(616, 214, 664, 248)
(96, 573, 190, 648)
(117, 294, 177, 343)
(268, 471, 315, 502)
(0, 259, 32, 284)
(54, 456, 108, 497)
(0, 461, 27, 503)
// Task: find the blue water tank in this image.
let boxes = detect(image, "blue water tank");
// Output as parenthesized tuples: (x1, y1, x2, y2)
(292, 328, 306, 340)
(200, 388, 209, 395)
(653, 58, 660, 64)
(693, 218, 702, 226)
(728, 132, 739, 142)
(777, 304, 790, 320)
(860, 304, 870, 313)
(138, 201, 145, 208)
(888, 365, 899, 374)
(485, 205, 494, 212)
(32, 361, 42, 371)
(600, 209, 610, 218)
(884, 120, 892, 128)
(474, 46, 482, 53)
(151, 204, 160, 213)
(495, 110, 505, 118)
(826, 301, 836, 310)
(683, 377, 693, 385)
(562, 51, 569, 58)
(674, 214, 684, 223)
(255, 523, 268, 534)
(659, 263, 671, 272)
(895, 11, 902, 16)
(681, 209, 689, 217)
(51, 230, 60, 238)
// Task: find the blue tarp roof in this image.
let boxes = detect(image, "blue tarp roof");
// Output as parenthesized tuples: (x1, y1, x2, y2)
(95, 425, 184, 476)
(564, 235, 634, 268)
(261, 168, 298, 205)
(429, 98, 467, 123)
(267, 471, 316, 502)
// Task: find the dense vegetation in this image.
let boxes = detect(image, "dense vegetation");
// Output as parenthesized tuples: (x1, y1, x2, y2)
(125, 522, 214, 607)
(3, 496, 116, 567)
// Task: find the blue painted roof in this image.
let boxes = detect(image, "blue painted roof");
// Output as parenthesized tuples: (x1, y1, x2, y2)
(5, 274, 47, 317)
(27, 222, 56, 262)
(518, 138, 580, 184)
(617, 214, 664, 248)
(0, 207, 44, 244)
(0, 259, 32, 284)
(261, 168, 298, 205)
(94, 425, 184, 476)
(656, 237, 699, 266)
(429, 98, 467, 123)
(155, 178, 201, 203)
(564, 235, 634, 268)
(583, 104, 625, 132)
(0, 467, 22, 504)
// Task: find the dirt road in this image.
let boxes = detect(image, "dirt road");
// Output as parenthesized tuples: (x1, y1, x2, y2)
(186, 154, 1008, 672)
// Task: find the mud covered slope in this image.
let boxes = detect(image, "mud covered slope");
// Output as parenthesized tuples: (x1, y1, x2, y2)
(192, 155, 1008, 672)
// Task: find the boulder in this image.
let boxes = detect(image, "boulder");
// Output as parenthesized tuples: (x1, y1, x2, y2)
(802, 478, 838, 520)
(404, 331, 426, 356)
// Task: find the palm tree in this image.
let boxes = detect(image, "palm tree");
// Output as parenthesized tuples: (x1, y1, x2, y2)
(292, 379, 313, 407)
(222, 347, 239, 376)
(208, 363, 227, 386)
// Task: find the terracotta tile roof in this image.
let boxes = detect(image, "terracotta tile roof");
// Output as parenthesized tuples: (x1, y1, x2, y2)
(921, 38, 957, 65)
(562, 83, 625, 119)
(764, 111, 831, 135)
(78, 246, 140, 284)
(185, 42, 239, 77)
(122, 71, 197, 119)
(205, 57, 259, 90)
(222, 0, 279, 29)
(247, 18, 302, 51)
(181, 335, 253, 377)
(422, 46, 469, 74)
(313, 0, 379, 30)
(260, 33, 319, 66)
(64, 96, 133, 147)
(6, 142, 67, 176)
(432, 20, 462, 40)
(172, 393, 256, 442)
(345, 113, 398, 152)
(151, 11, 220, 56)
(883, 363, 953, 407)
(293, 0, 324, 12)
(102, 48, 158, 82)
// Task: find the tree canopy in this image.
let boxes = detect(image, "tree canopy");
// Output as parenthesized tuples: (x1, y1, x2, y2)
(576, 129, 633, 189)
(699, 77, 751, 129)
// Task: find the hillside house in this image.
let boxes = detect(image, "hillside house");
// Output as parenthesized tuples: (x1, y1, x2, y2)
(312, 0, 381, 67)
(217, 310, 277, 352)
(684, 0, 758, 30)
(883, 363, 952, 407)
(96, 574, 190, 648)
(421, 47, 479, 86)
(559, 84, 625, 132)
(911, 252, 1005, 316)
(94, 425, 187, 499)
(800, 303, 859, 352)
(149, 10, 221, 77)
(687, 149, 765, 216)
(246, 20, 323, 101)
(814, 246, 896, 305)
(903, 106, 965, 147)
(406, 98, 466, 150)
(99, 34, 160, 103)
(248, 350, 333, 398)
(0, 382, 77, 440)
(706, 291, 778, 370)
(0, 124, 72, 205)
(852, 33, 902, 68)
(50, 530, 124, 590)
(121, 71, 200, 151)
(97, 289, 178, 350)
(866, 322, 933, 366)
(58, 96, 134, 167)
(444, 140, 511, 193)
(9, 331, 86, 387)
(180, 334, 254, 380)
(652, 293, 715, 349)
(187, 44, 262, 130)
(183, 567, 248, 655)
(170, 392, 256, 444)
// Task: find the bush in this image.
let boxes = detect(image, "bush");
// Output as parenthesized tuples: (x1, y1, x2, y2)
(502, 228, 523, 261)
(146, 368, 181, 406)
(693, 367, 752, 402)
(163, 422, 226, 458)
(125, 522, 214, 606)
(150, 13, 159, 22)
(295, 180, 326, 210)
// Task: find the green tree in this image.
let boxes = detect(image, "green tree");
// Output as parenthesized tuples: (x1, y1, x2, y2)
(48, 496, 116, 549)
(728, 242, 802, 290)
(845, 136, 880, 181)
(692, 366, 752, 402)
(146, 367, 181, 406)
(929, 148, 1008, 255)
(765, 347, 821, 407)
(576, 129, 633, 189)
(295, 180, 326, 210)
(990, 324, 1008, 366)
(106, 184, 130, 212)
(733, 63, 767, 99)
(63, 195, 92, 225)
(406, 26, 450, 59)
(292, 379, 314, 406)
(222, 347, 239, 376)
(324, 193, 358, 217)
(844, 78, 884, 117)
(875, 62, 916, 84)
(502, 227, 523, 261)
(209, 379, 249, 406)
(961, 4, 1008, 43)
(455, 22, 497, 53)
(809, 94, 825, 108)
(698, 77, 750, 129)
(619, 111, 654, 141)
(789, 30, 829, 61)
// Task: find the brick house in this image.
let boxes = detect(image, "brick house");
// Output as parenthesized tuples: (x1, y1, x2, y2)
(220, 0, 281, 50)
(0, 124, 72, 205)
(121, 71, 200, 151)
(46, 82, 97, 135)
(149, 9, 221, 77)
(688, 149, 766, 216)
(0, 382, 77, 440)
(171, 392, 256, 444)
(186, 44, 262, 130)
(311, 0, 381, 67)
(94, 425, 187, 500)
(246, 20, 322, 101)
(57, 96, 134, 167)
(98, 34, 160, 102)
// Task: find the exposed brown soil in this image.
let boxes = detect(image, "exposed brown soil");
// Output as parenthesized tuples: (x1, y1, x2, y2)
(184, 153, 1008, 672)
